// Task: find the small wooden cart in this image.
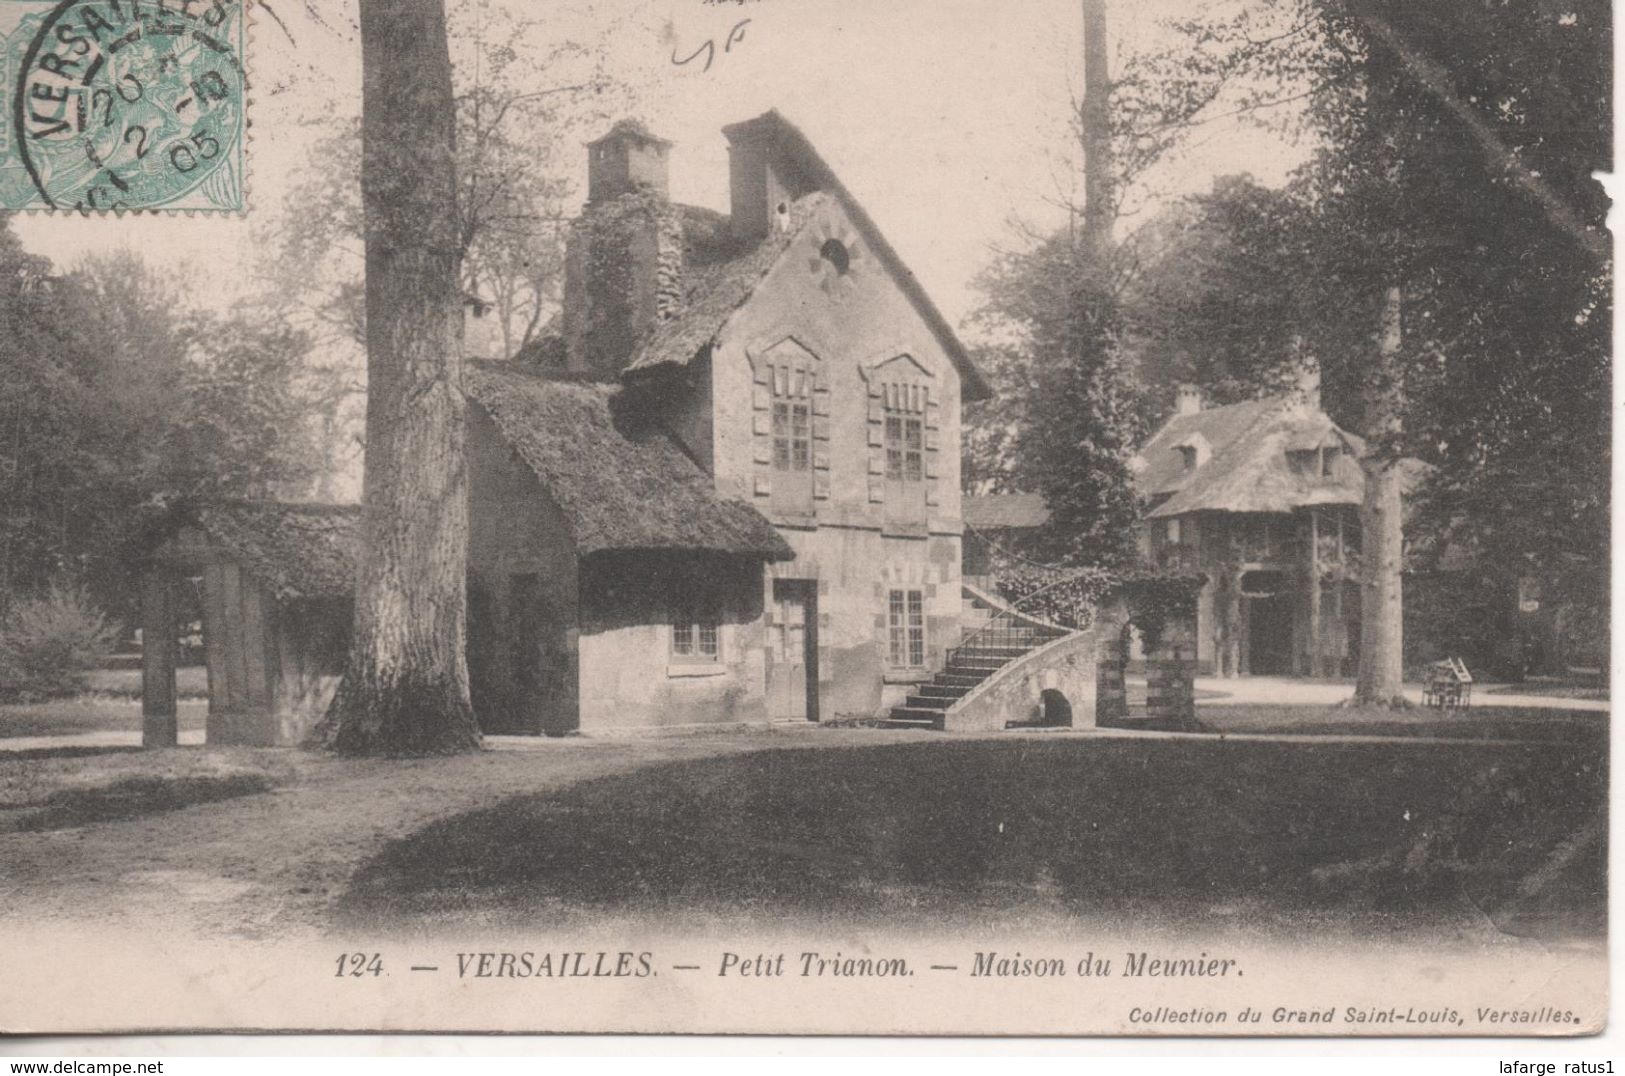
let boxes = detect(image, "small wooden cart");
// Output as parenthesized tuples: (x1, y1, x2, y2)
(1422, 657, 1473, 711)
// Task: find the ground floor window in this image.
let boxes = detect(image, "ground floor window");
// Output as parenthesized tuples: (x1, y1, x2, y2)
(672, 606, 721, 662)
(888, 588, 926, 667)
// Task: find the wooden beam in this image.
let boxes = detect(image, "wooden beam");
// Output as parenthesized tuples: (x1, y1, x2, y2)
(141, 569, 178, 748)
(202, 563, 231, 742)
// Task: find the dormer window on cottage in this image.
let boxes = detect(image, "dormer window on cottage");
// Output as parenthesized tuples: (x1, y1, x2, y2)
(1172, 433, 1211, 475)
(1319, 445, 1340, 477)
(1288, 442, 1343, 480)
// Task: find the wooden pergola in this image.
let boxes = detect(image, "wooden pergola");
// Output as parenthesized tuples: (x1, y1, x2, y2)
(138, 503, 358, 748)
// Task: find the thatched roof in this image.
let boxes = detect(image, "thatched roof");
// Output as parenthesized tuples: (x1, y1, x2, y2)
(465, 360, 793, 560)
(621, 110, 990, 401)
(1134, 397, 1280, 498)
(1136, 396, 1366, 519)
(964, 493, 1051, 531)
(159, 502, 360, 600)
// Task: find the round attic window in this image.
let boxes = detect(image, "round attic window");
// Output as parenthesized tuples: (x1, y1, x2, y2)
(819, 238, 852, 275)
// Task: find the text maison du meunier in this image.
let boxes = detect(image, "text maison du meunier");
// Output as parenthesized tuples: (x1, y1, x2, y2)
(449, 950, 1238, 979)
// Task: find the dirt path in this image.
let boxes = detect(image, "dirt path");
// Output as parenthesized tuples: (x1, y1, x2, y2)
(0, 727, 894, 941)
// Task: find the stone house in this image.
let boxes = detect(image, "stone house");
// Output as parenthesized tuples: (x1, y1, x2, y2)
(138, 111, 987, 742)
(461, 110, 989, 733)
(1131, 380, 1365, 678)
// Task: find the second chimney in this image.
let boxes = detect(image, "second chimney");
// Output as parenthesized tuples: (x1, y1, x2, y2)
(563, 119, 681, 379)
(1176, 384, 1203, 416)
(723, 113, 809, 241)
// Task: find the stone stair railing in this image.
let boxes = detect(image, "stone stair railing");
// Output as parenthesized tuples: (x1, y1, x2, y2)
(883, 583, 1079, 730)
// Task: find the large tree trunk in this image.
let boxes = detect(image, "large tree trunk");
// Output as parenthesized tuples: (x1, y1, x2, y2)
(312, 0, 481, 755)
(1080, 0, 1113, 256)
(1353, 286, 1406, 707)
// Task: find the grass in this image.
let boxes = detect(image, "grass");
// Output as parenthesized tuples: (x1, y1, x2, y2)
(0, 749, 291, 833)
(0, 665, 208, 739)
(1196, 704, 1608, 744)
(0, 696, 208, 739)
(337, 735, 1606, 940)
(85, 666, 209, 699)
(1487, 682, 1609, 702)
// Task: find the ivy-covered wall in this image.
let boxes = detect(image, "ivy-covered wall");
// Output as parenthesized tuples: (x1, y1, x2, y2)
(561, 190, 686, 380)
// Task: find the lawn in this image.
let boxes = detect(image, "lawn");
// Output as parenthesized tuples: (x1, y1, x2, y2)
(336, 735, 1606, 941)
(0, 665, 209, 740)
(85, 666, 209, 699)
(0, 748, 292, 833)
(1195, 704, 1608, 744)
(0, 718, 1603, 943)
(0, 696, 208, 739)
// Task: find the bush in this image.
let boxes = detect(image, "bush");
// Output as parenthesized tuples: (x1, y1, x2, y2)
(0, 582, 121, 703)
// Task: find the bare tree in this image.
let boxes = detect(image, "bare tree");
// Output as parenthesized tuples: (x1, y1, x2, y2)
(311, 0, 482, 755)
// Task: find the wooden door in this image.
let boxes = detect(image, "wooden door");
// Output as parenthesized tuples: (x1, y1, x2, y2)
(1246, 592, 1293, 676)
(768, 580, 819, 722)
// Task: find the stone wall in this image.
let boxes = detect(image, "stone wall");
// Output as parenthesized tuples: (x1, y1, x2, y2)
(466, 406, 583, 735)
(1093, 587, 1201, 731)
(708, 196, 964, 533)
(1144, 625, 1198, 730)
(577, 554, 769, 731)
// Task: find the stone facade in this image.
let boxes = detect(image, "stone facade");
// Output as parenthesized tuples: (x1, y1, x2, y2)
(705, 196, 965, 718)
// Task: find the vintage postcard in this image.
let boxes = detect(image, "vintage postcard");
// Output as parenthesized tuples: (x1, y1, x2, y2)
(0, 0, 1608, 1038)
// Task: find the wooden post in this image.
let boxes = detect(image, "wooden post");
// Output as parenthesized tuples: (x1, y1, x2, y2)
(141, 568, 178, 748)
(1307, 510, 1322, 676)
(1223, 569, 1243, 678)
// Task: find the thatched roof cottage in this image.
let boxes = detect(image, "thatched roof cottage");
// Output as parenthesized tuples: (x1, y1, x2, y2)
(1131, 380, 1366, 677)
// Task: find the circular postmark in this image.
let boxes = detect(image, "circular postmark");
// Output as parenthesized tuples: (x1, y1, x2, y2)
(14, 0, 245, 211)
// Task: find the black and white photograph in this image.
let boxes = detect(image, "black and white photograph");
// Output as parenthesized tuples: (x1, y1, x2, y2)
(0, 0, 1610, 1038)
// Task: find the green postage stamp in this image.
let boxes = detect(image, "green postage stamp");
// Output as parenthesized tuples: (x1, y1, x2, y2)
(0, 0, 245, 212)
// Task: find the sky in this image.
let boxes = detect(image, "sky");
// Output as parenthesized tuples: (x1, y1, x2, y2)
(15, 0, 1309, 328)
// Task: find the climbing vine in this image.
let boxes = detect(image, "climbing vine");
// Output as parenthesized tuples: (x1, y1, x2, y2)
(990, 552, 1204, 641)
(572, 189, 686, 367)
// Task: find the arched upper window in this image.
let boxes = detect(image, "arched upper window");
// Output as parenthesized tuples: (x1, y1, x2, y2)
(819, 238, 851, 275)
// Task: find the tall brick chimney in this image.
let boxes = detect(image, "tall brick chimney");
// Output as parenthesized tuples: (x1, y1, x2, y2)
(563, 120, 684, 379)
(723, 112, 812, 241)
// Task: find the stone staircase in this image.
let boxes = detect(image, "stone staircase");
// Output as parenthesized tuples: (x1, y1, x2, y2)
(883, 587, 1072, 730)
